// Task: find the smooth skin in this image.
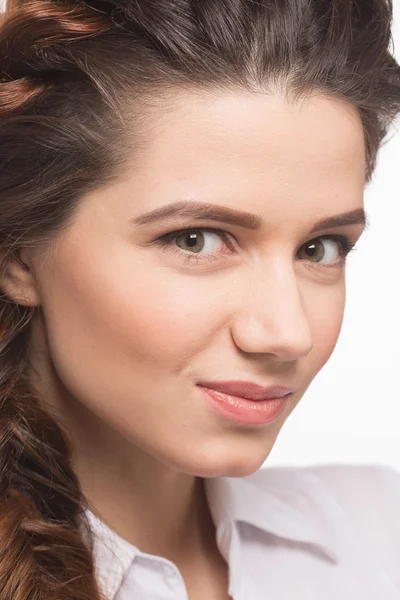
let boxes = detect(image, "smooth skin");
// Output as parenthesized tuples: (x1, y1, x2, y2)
(1, 89, 366, 599)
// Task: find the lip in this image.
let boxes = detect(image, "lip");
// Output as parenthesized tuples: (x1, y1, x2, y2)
(196, 380, 295, 401)
(196, 380, 295, 426)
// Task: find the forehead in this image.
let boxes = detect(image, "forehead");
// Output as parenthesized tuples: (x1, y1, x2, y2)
(134, 88, 364, 167)
(119, 88, 365, 222)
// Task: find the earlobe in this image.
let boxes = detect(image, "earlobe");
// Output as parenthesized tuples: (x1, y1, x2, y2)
(0, 253, 40, 307)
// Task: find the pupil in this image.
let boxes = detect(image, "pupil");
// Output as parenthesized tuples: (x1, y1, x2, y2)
(187, 234, 198, 248)
(305, 243, 317, 257)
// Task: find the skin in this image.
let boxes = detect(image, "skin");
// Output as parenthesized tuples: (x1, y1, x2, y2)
(1, 89, 366, 597)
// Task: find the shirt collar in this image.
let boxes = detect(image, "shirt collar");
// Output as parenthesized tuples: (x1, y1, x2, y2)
(83, 509, 137, 599)
(204, 468, 339, 565)
(84, 468, 339, 599)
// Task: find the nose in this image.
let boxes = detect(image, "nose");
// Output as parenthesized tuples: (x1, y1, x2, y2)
(230, 260, 314, 362)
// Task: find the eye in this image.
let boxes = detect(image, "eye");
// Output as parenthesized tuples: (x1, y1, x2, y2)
(297, 235, 354, 267)
(155, 228, 356, 269)
(157, 228, 235, 263)
(175, 230, 228, 254)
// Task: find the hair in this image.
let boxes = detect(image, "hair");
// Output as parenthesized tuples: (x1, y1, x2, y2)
(0, 0, 399, 597)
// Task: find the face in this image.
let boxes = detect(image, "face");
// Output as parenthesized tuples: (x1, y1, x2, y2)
(24, 89, 366, 478)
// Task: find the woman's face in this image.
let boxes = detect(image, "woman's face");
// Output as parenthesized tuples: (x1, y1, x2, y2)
(27, 89, 366, 477)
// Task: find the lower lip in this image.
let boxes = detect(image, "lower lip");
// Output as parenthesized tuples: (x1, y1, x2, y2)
(198, 386, 292, 426)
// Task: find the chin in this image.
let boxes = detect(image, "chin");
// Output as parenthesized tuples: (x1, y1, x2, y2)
(173, 437, 276, 479)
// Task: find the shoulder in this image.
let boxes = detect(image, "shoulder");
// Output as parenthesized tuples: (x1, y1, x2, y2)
(224, 466, 400, 592)
(246, 463, 400, 546)
(256, 462, 400, 504)
(250, 462, 400, 498)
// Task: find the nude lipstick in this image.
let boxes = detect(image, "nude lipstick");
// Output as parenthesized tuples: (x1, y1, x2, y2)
(197, 380, 295, 426)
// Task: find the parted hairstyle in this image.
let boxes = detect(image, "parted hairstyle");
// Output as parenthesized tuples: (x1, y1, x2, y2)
(1, 0, 400, 598)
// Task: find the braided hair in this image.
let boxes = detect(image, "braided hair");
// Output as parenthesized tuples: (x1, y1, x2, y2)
(1, 0, 400, 598)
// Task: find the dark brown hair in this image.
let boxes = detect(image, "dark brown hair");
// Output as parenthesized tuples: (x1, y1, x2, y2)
(1, 0, 400, 598)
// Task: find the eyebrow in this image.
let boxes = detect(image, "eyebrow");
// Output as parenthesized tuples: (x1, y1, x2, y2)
(132, 201, 368, 233)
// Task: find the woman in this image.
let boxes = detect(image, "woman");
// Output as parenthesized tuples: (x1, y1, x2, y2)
(0, 0, 399, 598)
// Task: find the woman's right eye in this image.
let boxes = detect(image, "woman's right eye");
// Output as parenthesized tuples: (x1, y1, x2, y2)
(155, 228, 236, 264)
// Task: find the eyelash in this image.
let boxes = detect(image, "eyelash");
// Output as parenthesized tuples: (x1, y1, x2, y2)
(155, 227, 357, 269)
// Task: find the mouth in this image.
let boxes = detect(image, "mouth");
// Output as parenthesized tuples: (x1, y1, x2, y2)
(196, 380, 295, 426)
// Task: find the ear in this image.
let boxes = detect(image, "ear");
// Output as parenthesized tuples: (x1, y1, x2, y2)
(0, 249, 40, 307)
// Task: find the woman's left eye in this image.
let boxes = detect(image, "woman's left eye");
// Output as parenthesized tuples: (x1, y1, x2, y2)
(296, 235, 355, 268)
(156, 228, 356, 268)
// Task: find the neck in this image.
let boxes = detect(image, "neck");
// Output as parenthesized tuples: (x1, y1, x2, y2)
(75, 427, 216, 564)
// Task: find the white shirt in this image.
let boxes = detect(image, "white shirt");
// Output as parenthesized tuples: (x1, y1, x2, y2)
(83, 464, 400, 599)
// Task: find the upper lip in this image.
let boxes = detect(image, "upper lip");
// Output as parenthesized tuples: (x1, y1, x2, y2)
(197, 380, 295, 401)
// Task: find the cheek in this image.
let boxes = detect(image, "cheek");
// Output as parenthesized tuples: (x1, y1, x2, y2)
(37, 241, 227, 386)
(35, 240, 240, 465)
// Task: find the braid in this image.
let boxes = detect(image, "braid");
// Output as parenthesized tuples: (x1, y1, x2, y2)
(0, 299, 106, 598)
(0, 3, 114, 599)
(0, 0, 112, 117)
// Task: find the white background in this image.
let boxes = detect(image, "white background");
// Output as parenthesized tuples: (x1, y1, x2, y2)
(1, 1, 399, 471)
